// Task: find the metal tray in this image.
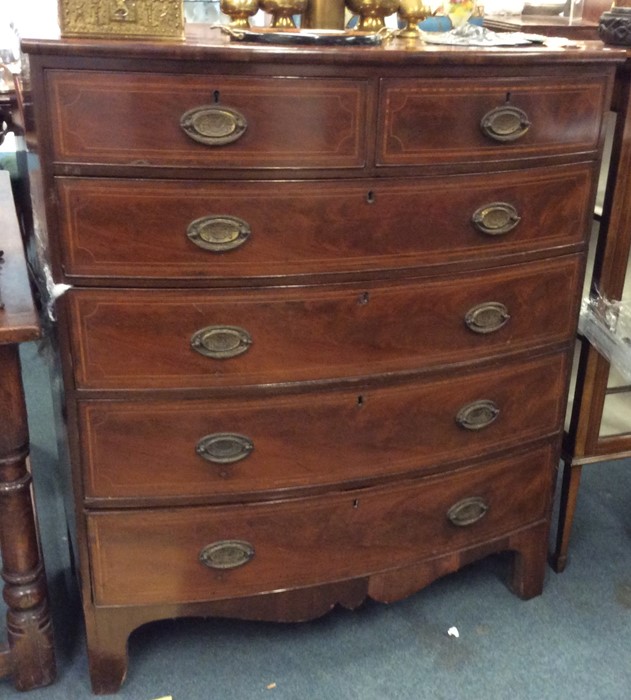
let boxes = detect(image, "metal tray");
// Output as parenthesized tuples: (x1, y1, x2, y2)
(223, 27, 386, 46)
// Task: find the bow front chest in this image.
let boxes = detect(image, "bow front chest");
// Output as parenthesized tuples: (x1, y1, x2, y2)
(22, 31, 621, 693)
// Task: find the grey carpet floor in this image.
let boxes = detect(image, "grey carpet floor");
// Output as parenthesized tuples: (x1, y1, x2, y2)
(2, 340, 630, 699)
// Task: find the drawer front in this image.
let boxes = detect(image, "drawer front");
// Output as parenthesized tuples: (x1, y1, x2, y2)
(378, 76, 607, 166)
(47, 71, 367, 169)
(67, 255, 582, 390)
(57, 163, 593, 281)
(80, 352, 567, 502)
(88, 444, 555, 606)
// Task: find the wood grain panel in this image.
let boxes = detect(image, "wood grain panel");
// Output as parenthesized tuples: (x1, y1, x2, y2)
(56, 163, 594, 281)
(378, 76, 607, 166)
(47, 71, 367, 169)
(67, 255, 582, 390)
(79, 352, 567, 502)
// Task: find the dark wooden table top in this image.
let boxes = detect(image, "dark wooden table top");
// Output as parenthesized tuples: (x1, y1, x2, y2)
(484, 13, 600, 40)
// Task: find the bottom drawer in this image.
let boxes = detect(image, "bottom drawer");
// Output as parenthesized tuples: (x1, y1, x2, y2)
(88, 444, 555, 606)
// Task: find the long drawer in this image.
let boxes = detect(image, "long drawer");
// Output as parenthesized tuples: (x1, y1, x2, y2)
(46, 71, 368, 169)
(378, 75, 608, 166)
(66, 255, 582, 390)
(87, 444, 554, 606)
(79, 352, 568, 503)
(56, 163, 594, 281)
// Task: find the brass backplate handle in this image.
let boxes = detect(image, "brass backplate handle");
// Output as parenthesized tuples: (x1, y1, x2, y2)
(191, 325, 252, 359)
(199, 540, 255, 570)
(480, 105, 530, 142)
(180, 105, 248, 146)
(456, 400, 500, 430)
(187, 215, 251, 252)
(465, 302, 510, 334)
(447, 497, 489, 527)
(472, 202, 521, 236)
(196, 433, 254, 464)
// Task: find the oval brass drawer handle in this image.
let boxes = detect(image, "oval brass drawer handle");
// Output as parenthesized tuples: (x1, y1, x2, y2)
(199, 540, 255, 570)
(196, 433, 254, 464)
(480, 105, 530, 142)
(187, 215, 251, 252)
(472, 202, 521, 236)
(180, 105, 248, 146)
(447, 497, 489, 527)
(465, 302, 510, 334)
(191, 325, 252, 359)
(456, 400, 500, 431)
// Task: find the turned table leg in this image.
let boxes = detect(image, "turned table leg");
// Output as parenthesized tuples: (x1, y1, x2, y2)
(0, 344, 56, 690)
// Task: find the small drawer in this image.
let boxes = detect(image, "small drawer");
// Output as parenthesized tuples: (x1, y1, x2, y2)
(378, 76, 608, 166)
(67, 255, 582, 390)
(47, 71, 368, 169)
(56, 163, 593, 281)
(80, 352, 568, 503)
(87, 444, 555, 606)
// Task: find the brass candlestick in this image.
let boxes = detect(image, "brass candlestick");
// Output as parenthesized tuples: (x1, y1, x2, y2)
(303, 0, 346, 28)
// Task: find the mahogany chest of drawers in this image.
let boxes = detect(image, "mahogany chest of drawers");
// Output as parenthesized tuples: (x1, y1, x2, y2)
(22, 30, 621, 693)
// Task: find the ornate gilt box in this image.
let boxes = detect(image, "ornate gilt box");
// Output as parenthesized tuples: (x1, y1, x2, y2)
(59, 0, 185, 40)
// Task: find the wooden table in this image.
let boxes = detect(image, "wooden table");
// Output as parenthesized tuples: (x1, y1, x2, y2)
(484, 14, 600, 40)
(0, 169, 55, 690)
(484, 0, 611, 40)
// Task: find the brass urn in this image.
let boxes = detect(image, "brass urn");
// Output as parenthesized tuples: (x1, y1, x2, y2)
(220, 0, 260, 27)
(345, 0, 400, 30)
(260, 0, 309, 27)
(397, 0, 431, 38)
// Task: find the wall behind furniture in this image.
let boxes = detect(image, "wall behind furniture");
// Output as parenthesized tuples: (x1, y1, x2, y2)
(4, 0, 58, 37)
